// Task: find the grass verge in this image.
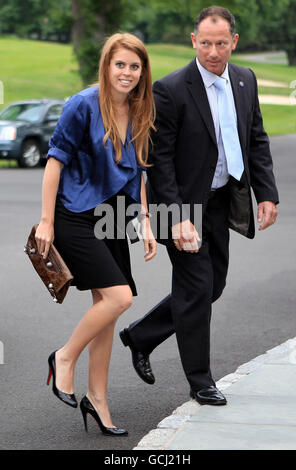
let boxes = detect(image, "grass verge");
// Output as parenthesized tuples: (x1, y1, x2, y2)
(0, 38, 295, 139)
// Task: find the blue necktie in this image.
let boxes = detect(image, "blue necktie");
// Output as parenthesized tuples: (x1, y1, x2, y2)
(213, 77, 244, 181)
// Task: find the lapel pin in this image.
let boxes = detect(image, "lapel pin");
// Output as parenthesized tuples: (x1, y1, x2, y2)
(239, 81, 244, 87)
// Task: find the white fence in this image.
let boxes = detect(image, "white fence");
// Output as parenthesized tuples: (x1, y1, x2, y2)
(0, 80, 3, 104)
(0, 341, 4, 364)
(290, 80, 296, 105)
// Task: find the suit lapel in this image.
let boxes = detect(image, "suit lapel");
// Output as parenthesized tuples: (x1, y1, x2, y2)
(185, 61, 248, 153)
(185, 60, 217, 147)
(228, 63, 247, 153)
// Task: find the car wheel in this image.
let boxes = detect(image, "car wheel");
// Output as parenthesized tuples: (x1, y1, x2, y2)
(18, 139, 41, 168)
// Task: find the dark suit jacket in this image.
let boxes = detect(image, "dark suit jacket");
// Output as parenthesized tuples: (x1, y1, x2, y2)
(147, 59, 279, 244)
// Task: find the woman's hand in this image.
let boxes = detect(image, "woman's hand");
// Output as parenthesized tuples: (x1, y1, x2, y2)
(141, 218, 157, 262)
(35, 220, 54, 259)
(35, 157, 63, 259)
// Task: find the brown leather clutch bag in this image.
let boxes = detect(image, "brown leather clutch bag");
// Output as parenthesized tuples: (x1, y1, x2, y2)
(24, 224, 73, 303)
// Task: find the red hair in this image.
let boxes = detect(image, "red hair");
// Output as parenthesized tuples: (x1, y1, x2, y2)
(97, 33, 155, 166)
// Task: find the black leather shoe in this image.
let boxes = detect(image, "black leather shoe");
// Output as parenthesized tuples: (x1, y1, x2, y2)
(80, 396, 128, 436)
(47, 351, 78, 408)
(190, 386, 227, 406)
(119, 328, 155, 385)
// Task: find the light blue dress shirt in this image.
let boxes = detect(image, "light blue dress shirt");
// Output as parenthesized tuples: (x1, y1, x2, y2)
(47, 86, 143, 213)
(196, 58, 238, 189)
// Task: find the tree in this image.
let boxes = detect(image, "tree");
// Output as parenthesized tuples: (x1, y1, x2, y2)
(0, 0, 71, 40)
(43, 0, 72, 42)
(0, 0, 44, 35)
(71, 0, 127, 86)
(120, 0, 260, 48)
(281, 2, 296, 65)
(258, 0, 296, 65)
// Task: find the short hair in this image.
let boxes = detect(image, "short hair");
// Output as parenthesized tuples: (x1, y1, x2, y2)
(193, 6, 236, 37)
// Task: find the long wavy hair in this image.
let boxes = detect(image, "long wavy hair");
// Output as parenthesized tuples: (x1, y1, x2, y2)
(96, 33, 156, 166)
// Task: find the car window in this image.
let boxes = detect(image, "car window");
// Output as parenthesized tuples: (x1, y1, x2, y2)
(44, 104, 64, 121)
(0, 104, 28, 120)
(18, 104, 46, 122)
(0, 103, 46, 122)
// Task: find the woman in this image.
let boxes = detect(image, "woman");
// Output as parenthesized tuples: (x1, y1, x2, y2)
(35, 33, 157, 436)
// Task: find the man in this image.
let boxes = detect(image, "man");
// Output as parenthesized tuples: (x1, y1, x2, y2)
(120, 6, 279, 405)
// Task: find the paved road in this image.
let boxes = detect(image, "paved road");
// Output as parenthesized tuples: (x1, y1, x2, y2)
(0, 134, 295, 450)
(238, 51, 288, 65)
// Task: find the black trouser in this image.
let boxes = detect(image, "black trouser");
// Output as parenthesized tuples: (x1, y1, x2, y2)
(127, 185, 231, 391)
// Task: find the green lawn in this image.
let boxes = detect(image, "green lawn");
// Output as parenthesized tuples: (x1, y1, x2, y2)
(0, 36, 82, 105)
(231, 56, 296, 85)
(148, 44, 296, 85)
(0, 160, 17, 167)
(260, 104, 296, 136)
(0, 37, 295, 141)
(258, 86, 292, 96)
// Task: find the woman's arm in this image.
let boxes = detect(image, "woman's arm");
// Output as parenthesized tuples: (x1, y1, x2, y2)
(140, 173, 149, 214)
(35, 157, 63, 259)
(140, 173, 157, 262)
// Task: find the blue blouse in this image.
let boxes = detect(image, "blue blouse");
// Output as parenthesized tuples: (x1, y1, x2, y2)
(47, 86, 143, 213)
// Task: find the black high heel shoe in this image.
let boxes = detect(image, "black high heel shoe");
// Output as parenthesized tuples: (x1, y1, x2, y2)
(47, 351, 78, 408)
(80, 395, 128, 436)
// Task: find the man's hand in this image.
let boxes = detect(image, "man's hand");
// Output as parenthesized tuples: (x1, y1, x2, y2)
(257, 201, 278, 231)
(171, 219, 200, 252)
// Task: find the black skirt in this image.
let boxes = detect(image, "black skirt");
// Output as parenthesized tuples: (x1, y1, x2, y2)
(54, 193, 137, 296)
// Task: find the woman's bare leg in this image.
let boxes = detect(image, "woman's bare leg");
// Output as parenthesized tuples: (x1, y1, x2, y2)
(85, 289, 115, 427)
(54, 285, 132, 402)
(87, 326, 115, 427)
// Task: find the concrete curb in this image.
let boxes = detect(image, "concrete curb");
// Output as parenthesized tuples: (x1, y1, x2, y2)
(259, 95, 294, 105)
(257, 79, 288, 88)
(133, 337, 296, 450)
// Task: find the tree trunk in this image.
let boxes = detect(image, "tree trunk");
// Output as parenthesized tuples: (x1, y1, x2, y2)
(93, 13, 106, 43)
(71, 0, 125, 85)
(287, 49, 296, 66)
(71, 0, 84, 55)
